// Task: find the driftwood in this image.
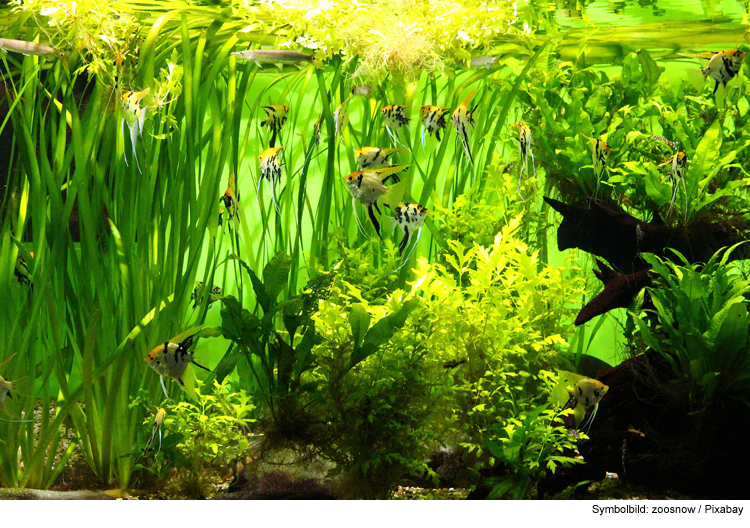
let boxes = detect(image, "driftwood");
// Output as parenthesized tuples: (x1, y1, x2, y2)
(539, 352, 750, 499)
(0, 488, 114, 500)
(545, 197, 748, 323)
(575, 263, 652, 326)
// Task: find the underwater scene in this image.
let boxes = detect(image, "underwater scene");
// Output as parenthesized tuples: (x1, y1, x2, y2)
(1, 0, 750, 502)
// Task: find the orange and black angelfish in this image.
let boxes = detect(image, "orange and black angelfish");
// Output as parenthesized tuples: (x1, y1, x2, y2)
(219, 174, 239, 226)
(343, 165, 409, 238)
(354, 147, 406, 170)
(145, 333, 211, 398)
(700, 50, 746, 94)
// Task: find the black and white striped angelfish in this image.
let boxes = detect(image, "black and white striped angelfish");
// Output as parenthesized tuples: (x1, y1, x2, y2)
(451, 91, 478, 165)
(121, 88, 150, 173)
(145, 334, 211, 397)
(420, 105, 451, 145)
(581, 134, 613, 197)
(392, 203, 429, 269)
(700, 50, 746, 94)
(354, 147, 406, 170)
(258, 146, 284, 216)
(260, 104, 289, 148)
(191, 282, 222, 309)
(511, 123, 535, 201)
(382, 105, 410, 146)
(658, 151, 687, 219)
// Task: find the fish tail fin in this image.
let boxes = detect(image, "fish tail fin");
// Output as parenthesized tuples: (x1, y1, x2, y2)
(138, 107, 147, 137)
(265, 178, 282, 217)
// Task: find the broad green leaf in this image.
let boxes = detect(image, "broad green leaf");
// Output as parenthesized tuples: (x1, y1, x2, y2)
(263, 251, 292, 301)
(349, 304, 371, 350)
(685, 120, 721, 203)
(713, 302, 749, 365)
(637, 49, 662, 93)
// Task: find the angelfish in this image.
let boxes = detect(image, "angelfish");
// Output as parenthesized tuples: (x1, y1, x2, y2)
(258, 146, 284, 216)
(121, 87, 150, 173)
(0, 354, 31, 423)
(334, 98, 350, 145)
(451, 91, 478, 165)
(420, 105, 451, 145)
(343, 165, 409, 238)
(566, 378, 609, 433)
(581, 134, 613, 197)
(700, 49, 746, 94)
(658, 151, 687, 219)
(219, 174, 239, 226)
(135, 407, 167, 464)
(191, 282, 222, 309)
(261, 104, 289, 148)
(145, 334, 211, 398)
(511, 123, 535, 201)
(354, 147, 405, 170)
(392, 203, 429, 267)
(382, 105, 410, 146)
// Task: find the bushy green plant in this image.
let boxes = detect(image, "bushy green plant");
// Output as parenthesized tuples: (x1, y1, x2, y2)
(482, 400, 581, 499)
(632, 245, 750, 412)
(304, 286, 433, 499)
(131, 380, 256, 498)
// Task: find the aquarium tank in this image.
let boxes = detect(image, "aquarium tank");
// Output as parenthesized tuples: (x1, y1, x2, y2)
(0, 0, 749, 501)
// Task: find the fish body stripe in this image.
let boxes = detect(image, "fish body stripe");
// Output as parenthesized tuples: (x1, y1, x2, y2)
(259, 147, 284, 183)
(421, 106, 451, 140)
(382, 105, 410, 129)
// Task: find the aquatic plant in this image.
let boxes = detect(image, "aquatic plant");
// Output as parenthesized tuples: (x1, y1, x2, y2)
(632, 246, 750, 412)
(131, 380, 255, 497)
(238, 0, 520, 83)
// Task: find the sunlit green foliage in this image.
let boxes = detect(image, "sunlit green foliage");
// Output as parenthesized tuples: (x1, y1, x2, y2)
(2, 0, 750, 499)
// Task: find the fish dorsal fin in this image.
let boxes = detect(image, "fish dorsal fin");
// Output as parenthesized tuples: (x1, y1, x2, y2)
(457, 89, 476, 109)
